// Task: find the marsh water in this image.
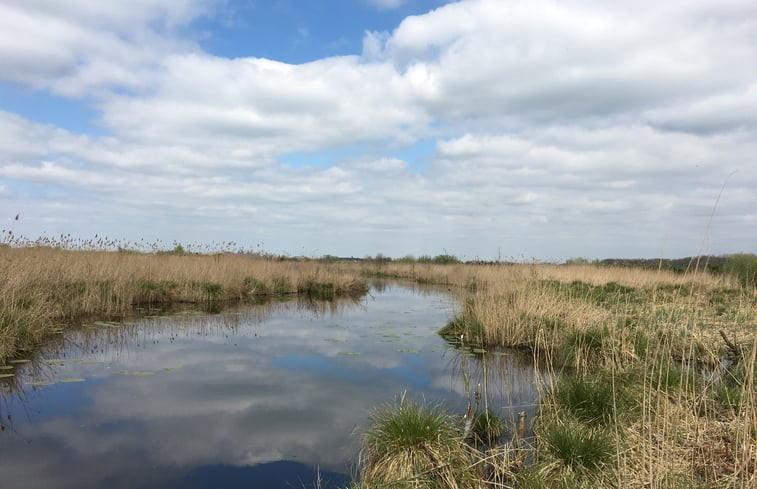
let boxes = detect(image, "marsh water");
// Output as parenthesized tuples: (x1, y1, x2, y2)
(0, 283, 540, 489)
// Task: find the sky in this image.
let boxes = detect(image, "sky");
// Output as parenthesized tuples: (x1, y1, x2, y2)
(0, 0, 755, 260)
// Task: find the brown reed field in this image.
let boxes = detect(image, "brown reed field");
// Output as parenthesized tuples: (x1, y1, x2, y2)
(0, 245, 367, 362)
(358, 260, 756, 489)
(1, 243, 754, 488)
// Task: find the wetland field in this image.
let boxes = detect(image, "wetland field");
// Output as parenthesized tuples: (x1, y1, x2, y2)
(0, 245, 755, 488)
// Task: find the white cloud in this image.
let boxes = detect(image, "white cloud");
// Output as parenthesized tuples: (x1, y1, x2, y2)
(1, 0, 756, 258)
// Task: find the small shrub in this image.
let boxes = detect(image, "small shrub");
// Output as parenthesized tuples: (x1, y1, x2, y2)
(724, 253, 757, 288)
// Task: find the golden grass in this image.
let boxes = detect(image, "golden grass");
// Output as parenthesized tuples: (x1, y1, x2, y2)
(0, 246, 367, 361)
(2, 250, 754, 487)
(363, 260, 756, 488)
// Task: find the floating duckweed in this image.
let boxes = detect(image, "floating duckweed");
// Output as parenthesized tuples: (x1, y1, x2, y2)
(338, 351, 360, 356)
(472, 348, 487, 354)
(397, 348, 420, 353)
(162, 367, 179, 371)
(0, 373, 15, 379)
(28, 380, 52, 386)
(0, 365, 14, 370)
(9, 359, 30, 364)
(60, 378, 86, 383)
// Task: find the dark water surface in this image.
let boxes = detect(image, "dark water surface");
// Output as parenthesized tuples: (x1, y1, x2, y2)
(0, 283, 540, 489)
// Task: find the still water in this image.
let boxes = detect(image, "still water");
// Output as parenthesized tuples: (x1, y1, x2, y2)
(0, 283, 540, 489)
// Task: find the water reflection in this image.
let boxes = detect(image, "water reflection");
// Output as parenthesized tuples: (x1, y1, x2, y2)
(0, 283, 541, 489)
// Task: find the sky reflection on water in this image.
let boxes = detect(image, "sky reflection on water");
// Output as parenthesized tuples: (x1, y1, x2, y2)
(0, 283, 541, 489)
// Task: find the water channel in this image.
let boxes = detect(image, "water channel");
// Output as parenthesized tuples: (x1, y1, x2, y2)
(0, 282, 541, 488)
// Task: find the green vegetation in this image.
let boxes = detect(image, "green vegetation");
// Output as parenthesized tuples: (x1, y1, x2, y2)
(541, 421, 615, 470)
(358, 398, 478, 489)
(469, 408, 505, 446)
(358, 260, 756, 489)
(724, 253, 757, 288)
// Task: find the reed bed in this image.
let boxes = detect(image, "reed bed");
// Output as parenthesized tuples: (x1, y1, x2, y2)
(357, 261, 755, 488)
(0, 246, 367, 361)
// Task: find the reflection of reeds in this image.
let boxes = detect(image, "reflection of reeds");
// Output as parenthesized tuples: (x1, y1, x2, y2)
(0, 246, 368, 361)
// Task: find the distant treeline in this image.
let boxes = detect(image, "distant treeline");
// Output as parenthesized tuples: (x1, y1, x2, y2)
(568, 254, 757, 287)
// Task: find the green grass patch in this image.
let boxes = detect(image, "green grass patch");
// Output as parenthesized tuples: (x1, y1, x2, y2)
(554, 371, 637, 425)
(541, 421, 614, 470)
(359, 398, 477, 489)
(470, 408, 505, 446)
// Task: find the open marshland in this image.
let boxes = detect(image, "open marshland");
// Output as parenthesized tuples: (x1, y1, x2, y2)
(0, 245, 367, 361)
(1, 247, 755, 488)
(0, 281, 539, 489)
(362, 259, 756, 489)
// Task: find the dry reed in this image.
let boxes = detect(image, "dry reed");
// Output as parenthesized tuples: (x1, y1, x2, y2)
(0, 246, 367, 361)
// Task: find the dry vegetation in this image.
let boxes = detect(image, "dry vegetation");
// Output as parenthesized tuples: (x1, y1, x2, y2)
(358, 261, 756, 489)
(0, 246, 367, 361)
(1, 245, 754, 488)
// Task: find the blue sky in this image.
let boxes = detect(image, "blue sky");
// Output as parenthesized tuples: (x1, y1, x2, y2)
(192, 1, 452, 63)
(1, 0, 756, 260)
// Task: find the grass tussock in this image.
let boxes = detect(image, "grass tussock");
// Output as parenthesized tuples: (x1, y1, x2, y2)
(358, 397, 480, 489)
(0, 246, 368, 361)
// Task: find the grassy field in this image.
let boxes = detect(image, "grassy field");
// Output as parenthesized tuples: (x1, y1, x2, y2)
(0, 246, 367, 361)
(357, 260, 756, 489)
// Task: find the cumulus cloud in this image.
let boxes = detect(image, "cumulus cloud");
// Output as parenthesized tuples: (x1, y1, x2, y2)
(0, 0, 756, 258)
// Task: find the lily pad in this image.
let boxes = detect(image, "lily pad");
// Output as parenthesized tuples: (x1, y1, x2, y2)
(117, 370, 155, 376)
(162, 367, 179, 371)
(0, 373, 15, 379)
(94, 321, 119, 328)
(0, 365, 14, 370)
(28, 380, 52, 387)
(9, 359, 30, 364)
(60, 378, 86, 383)
(397, 349, 420, 353)
(337, 351, 360, 356)
(472, 348, 487, 354)
(45, 358, 82, 364)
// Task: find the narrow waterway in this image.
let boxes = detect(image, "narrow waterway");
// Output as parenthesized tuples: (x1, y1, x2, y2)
(0, 283, 541, 489)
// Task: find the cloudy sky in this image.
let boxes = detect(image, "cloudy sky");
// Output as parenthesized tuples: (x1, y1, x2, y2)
(0, 0, 755, 260)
